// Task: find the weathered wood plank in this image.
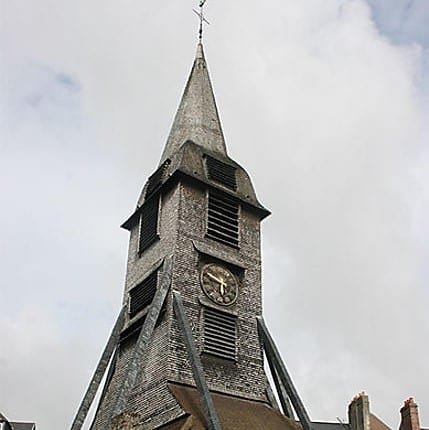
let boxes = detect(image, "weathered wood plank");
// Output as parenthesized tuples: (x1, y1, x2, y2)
(71, 307, 126, 430)
(173, 291, 222, 430)
(267, 347, 295, 419)
(110, 256, 173, 422)
(258, 317, 313, 430)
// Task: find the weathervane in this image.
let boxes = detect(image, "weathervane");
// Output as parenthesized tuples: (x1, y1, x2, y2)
(193, 0, 210, 42)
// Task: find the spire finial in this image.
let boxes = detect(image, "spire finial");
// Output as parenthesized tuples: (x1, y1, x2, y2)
(193, 0, 210, 43)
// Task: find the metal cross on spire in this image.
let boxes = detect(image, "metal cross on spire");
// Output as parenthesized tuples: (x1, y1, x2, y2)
(193, 0, 210, 42)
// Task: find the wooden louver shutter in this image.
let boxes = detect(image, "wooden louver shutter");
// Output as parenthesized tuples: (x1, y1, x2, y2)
(207, 191, 239, 248)
(203, 307, 237, 361)
(145, 159, 170, 199)
(129, 271, 158, 318)
(139, 197, 160, 254)
(206, 156, 237, 191)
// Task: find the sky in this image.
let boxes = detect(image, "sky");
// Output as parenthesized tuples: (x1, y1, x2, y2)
(0, 0, 428, 429)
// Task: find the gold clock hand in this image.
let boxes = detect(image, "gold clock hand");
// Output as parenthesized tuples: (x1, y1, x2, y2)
(207, 272, 223, 284)
(219, 281, 226, 296)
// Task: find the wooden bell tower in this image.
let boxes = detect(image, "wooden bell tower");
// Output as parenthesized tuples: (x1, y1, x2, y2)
(71, 40, 314, 430)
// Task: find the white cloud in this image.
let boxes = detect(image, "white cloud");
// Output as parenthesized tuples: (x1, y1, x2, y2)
(1, 0, 428, 428)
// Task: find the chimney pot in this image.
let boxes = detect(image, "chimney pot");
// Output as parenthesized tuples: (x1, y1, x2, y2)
(399, 397, 420, 430)
(349, 392, 371, 430)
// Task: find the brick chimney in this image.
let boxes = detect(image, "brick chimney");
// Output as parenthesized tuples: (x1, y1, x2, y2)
(349, 392, 371, 430)
(400, 398, 421, 430)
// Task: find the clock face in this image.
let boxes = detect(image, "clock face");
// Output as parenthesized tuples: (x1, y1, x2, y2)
(200, 264, 238, 306)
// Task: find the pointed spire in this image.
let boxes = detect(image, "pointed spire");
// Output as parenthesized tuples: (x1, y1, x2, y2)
(159, 43, 227, 165)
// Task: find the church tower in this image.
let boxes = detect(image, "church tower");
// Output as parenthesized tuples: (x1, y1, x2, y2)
(72, 33, 314, 430)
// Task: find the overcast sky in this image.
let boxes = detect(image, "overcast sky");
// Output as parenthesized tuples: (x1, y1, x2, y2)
(1, 1, 428, 429)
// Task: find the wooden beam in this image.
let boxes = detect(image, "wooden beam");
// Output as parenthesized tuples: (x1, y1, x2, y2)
(173, 291, 222, 430)
(88, 348, 119, 430)
(257, 317, 313, 430)
(110, 256, 173, 421)
(70, 307, 126, 430)
(267, 349, 295, 419)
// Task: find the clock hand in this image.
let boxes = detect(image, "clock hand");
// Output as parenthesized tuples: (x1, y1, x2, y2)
(207, 272, 223, 284)
(219, 281, 226, 296)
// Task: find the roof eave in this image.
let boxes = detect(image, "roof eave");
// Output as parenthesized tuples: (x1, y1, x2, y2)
(121, 170, 271, 231)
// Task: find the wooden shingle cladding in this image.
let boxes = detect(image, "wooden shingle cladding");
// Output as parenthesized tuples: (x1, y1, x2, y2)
(138, 196, 160, 254)
(203, 307, 237, 361)
(207, 191, 239, 248)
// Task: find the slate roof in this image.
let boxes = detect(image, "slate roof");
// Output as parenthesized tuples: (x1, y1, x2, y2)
(0, 414, 35, 430)
(10, 423, 36, 430)
(312, 422, 350, 430)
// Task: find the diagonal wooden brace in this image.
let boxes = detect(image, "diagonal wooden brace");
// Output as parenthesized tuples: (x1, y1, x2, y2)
(173, 291, 222, 430)
(257, 317, 313, 430)
(267, 347, 295, 419)
(70, 306, 126, 430)
(110, 256, 173, 422)
(88, 348, 119, 430)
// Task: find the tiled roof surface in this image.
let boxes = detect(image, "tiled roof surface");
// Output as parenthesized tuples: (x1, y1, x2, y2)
(163, 383, 300, 430)
(312, 422, 350, 430)
(370, 413, 391, 430)
(11, 423, 36, 430)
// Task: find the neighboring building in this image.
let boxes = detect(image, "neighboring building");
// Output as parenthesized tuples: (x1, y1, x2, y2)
(70, 29, 426, 430)
(0, 414, 36, 430)
(309, 394, 427, 430)
(9, 424, 36, 430)
(342, 394, 426, 430)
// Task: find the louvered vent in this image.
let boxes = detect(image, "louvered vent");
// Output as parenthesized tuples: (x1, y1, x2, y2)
(203, 307, 237, 361)
(206, 156, 237, 191)
(119, 317, 145, 349)
(145, 159, 170, 199)
(139, 197, 160, 254)
(207, 191, 239, 248)
(129, 271, 158, 318)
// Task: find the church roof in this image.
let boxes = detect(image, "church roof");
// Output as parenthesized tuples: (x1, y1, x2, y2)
(0, 414, 36, 430)
(10, 424, 36, 430)
(159, 383, 301, 430)
(311, 422, 349, 430)
(159, 43, 227, 165)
